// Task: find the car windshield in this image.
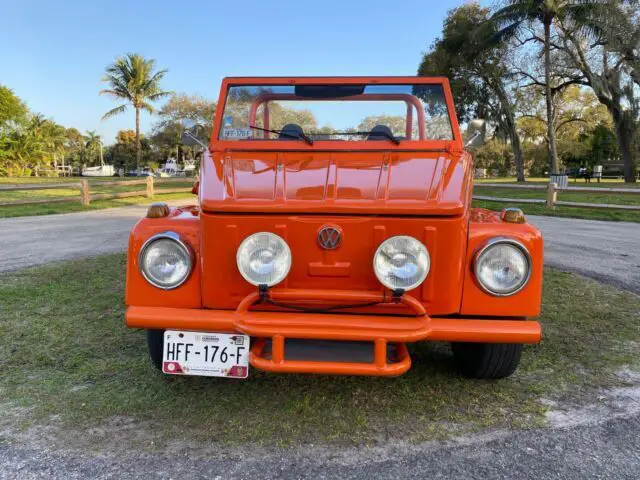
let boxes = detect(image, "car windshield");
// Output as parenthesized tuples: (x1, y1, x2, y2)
(218, 84, 454, 142)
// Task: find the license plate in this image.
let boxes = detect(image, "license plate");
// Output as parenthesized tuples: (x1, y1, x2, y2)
(162, 331, 250, 378)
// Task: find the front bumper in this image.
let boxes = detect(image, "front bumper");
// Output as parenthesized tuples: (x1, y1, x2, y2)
(126, 289, 541, 377)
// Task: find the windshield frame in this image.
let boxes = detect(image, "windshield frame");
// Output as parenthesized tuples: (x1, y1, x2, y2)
(210, 77, 462, 152)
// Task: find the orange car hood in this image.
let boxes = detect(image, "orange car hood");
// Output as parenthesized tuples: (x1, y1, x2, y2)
(199, 150, 473, 216)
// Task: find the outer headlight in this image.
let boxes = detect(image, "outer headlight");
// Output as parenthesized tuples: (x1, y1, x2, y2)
(139, 232, 193, 290)
(236, 232, 291, 287)
(474, 238, 531, 296)
(374, 236, 430, 291)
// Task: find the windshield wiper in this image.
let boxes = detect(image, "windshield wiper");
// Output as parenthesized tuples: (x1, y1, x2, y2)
(249, 125, 314, 145)
(312, 131, 401, 145)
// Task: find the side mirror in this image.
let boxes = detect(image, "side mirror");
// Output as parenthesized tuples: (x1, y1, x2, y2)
(181, 119, 207, 148)
(182, 119, 198, 129)
(465, 119, 486, 148)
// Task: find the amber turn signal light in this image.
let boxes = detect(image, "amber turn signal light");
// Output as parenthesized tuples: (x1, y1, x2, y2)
(146, 203, 170, 218)
(500, 208, 526, 224)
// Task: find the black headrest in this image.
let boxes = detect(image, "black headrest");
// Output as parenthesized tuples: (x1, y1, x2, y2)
(279, 123, 304, 140)
(367, 124, 394, 141)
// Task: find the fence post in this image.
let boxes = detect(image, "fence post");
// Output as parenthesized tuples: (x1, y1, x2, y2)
(146, 175, 154, 198)
(80, 180, 90, 206)
(546, 182, 557, 209)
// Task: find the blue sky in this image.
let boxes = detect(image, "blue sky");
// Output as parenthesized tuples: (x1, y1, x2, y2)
(1, 0, 478, 144)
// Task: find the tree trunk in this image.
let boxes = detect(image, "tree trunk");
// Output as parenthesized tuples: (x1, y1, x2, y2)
(511, 129, 525, 182)
(494, 80, 525, 182)
(135, 107, 141, 172)
(610, 107, 637, 183)
(544, 20, 560, 175)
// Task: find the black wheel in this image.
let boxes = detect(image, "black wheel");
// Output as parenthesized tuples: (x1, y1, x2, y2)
(451, 342, 523, 379)
(147, 329, 164, 371)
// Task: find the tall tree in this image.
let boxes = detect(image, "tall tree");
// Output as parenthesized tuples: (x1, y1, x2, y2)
(152, 93, 216, 161)
(490, 0, 604, 175)
(100, 53, 172, 170)
(557, 2, 639, 182)
(0, 85, 27, 129)
(108, 129, 150, 171)
(419, 3, 528, 181)
(156, 93, 216, 136)
(84, 130, 102, 166)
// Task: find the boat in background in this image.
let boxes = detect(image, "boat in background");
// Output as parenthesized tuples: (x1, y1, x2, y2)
(82, 164, 115, 176)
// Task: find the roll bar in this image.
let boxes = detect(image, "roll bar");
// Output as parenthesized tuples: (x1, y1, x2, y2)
(248, 93, 426, 140)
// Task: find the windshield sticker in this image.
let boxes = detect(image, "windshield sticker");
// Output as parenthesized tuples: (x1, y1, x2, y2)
(222, 128, 252, 139)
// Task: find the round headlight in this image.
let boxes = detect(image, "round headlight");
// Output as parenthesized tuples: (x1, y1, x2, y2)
(236, 232, 291, 287)
(373, 236, 430, 291)
(474, 239, 531, 296)
(139, 233, 193, 290)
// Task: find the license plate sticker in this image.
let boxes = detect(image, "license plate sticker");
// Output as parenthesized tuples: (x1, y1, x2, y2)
(162, 331, 250, 378)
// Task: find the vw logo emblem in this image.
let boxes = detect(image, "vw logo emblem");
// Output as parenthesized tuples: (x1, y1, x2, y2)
(317, 226, 342, 250)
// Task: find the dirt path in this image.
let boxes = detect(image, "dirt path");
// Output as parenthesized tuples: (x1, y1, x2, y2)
(528, 215, 640, 294)
(0, 200, 194, 272)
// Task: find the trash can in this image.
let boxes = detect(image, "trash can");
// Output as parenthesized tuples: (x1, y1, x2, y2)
(549, 173, 568, 189)
(593, 165, 603, 182)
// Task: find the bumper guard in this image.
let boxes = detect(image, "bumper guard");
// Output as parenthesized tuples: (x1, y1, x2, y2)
(126, 289, 541, 377)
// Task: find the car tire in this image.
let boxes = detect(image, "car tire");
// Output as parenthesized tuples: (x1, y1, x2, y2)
(147, 329, 164, 371)
(451, 342, 523, 379)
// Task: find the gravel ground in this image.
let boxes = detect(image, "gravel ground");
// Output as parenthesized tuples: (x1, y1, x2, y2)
(2, 384, 640, 479)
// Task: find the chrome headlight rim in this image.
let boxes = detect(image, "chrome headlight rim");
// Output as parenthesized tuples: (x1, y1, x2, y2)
(236, 231, 292, 287)
(473, 237, 532, 297)
(138, 231, 194, 290)
(373, 235, 430, 291)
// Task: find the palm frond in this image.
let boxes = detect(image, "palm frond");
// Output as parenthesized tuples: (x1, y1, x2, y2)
(487, 20, 524, 46)
(145, 69, 168, 87)
(147, 90, 174, 101)
(491, 1, 540, 28)
(99, 89, 128, 100)
(101, 104, 127, 120)
(139, 101, 155, 114)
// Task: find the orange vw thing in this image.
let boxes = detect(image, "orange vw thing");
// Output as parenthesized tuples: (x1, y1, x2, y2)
(125, 77, 543, 380)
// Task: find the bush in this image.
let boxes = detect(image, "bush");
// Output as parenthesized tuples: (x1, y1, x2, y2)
(472, 140, 514, 175)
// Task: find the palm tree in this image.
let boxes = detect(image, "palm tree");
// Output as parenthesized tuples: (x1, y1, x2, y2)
(489, 0, 602, 175)
(84, 130, 102, 166)
(100, 53, 172, 171)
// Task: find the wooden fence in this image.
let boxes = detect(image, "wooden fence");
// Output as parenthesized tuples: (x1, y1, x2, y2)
(473, 182, 640, 211)
(0, 176, 194, 208)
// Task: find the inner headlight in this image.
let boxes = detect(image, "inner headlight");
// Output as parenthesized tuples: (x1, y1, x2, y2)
(237, 232, 291, 287)
(474, 239, 531, 296)
(139, 232, 193, 289)
(373, 236, 430, 291)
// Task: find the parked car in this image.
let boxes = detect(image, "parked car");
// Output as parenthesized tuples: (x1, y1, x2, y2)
(126, 167, 155, 177)
(124, 76, 543, 380)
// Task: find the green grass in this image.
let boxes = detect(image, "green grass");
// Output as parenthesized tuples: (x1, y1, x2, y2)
(473, 180, 640, 223)
(1, 255, 639, 449)
(474, 186, 640, 206)
(0, 176, 195, 217)
(0, 192, 196, 218)
(0, 176, 163, 185)
(476, 177, 640, 187)
(473, 200, 640, 222)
